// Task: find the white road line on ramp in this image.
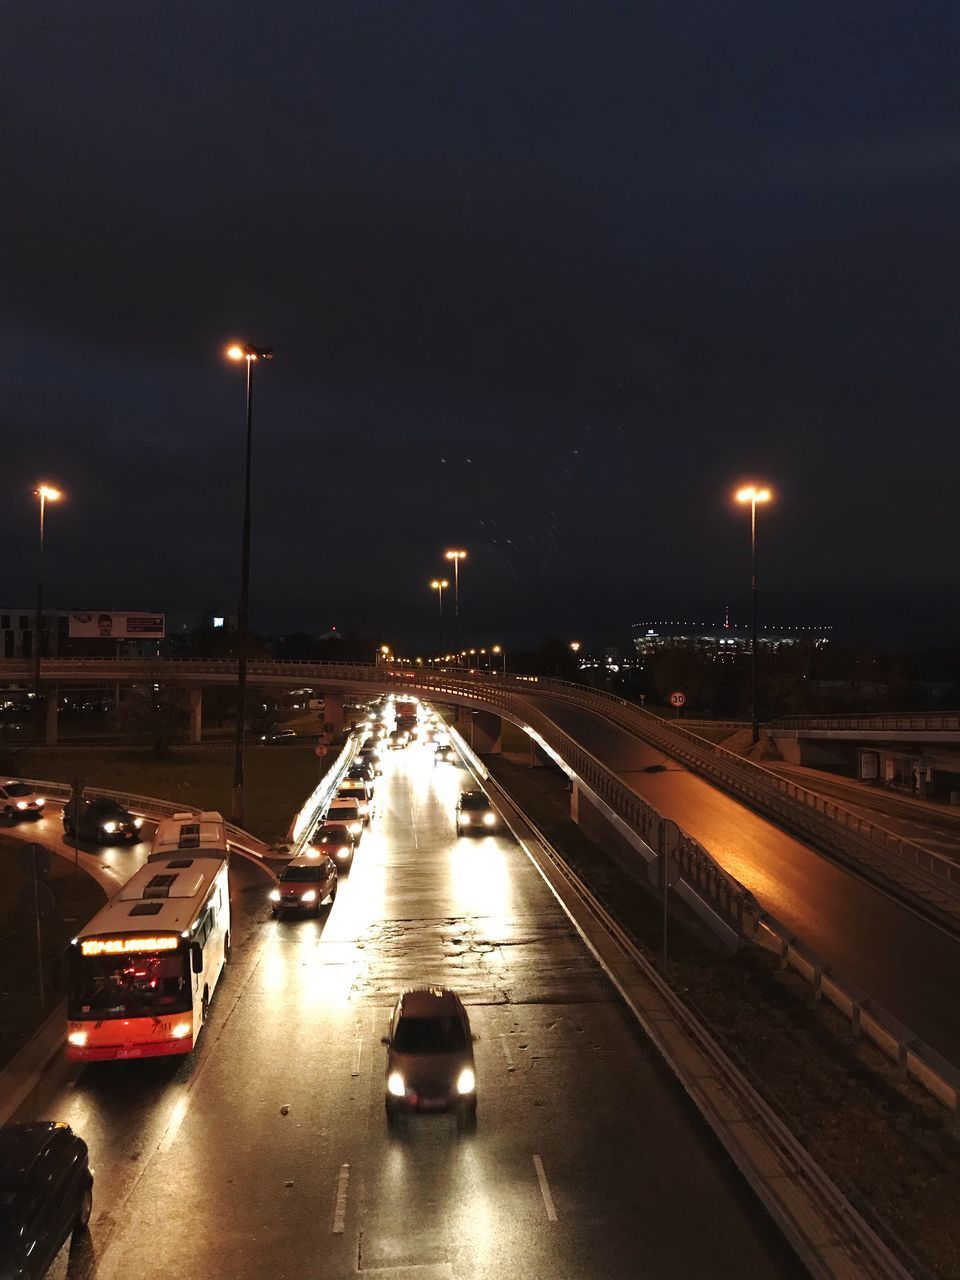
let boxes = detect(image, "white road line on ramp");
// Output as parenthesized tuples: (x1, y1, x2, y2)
(500, 1033, 516, 1071)
(532, 1153, 558, 1221)
(332, 1162, 350, 1233)
(352, 1036, 363, 1077)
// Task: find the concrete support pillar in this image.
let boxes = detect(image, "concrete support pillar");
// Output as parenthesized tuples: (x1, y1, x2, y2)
(323, 693, 344, 735)
(189, 687, 203, 745)
(44, 687, 59, 745)
(471, 710, 502, 754)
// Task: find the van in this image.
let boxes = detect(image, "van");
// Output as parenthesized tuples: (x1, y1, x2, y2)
(338, 778, 375, 823)
(327, 797, 364, 841)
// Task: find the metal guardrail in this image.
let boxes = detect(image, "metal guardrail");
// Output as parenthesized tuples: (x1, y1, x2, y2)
(483, 770, 918, 1279)
(771, 712, 960, 732)
(6, 656, 958, 917)
(286, 735, 359, 858)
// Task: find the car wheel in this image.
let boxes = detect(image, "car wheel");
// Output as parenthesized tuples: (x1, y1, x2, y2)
(3, 806, 13, 820)
(73, 1180, 93, 1235)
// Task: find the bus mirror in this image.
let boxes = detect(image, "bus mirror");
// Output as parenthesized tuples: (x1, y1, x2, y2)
(191, 942, 203, 974)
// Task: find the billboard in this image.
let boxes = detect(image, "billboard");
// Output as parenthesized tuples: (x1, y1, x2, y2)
(68, 612, 165, 640)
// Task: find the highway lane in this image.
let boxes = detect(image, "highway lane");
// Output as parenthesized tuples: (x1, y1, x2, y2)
(25, 736, 803, 1279)
(528, 695, 960, 1066)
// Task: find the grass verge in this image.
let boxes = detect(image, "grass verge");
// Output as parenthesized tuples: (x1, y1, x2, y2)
(487, 755, 958, 1279)
(9, 743, 330, 844)
(0, 834, 106, 1068)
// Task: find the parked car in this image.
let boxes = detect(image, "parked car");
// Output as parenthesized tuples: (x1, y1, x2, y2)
(456, 790, 498, 834)
(310, 822, 357, 868)
(0, 782, 45, 822)
(62, 798, 142, 844)
(260, 729, 298, 745)
(0, 1122, 93, 1277)
(269, 855, 338, 916)
(382, 988, 477, 1130)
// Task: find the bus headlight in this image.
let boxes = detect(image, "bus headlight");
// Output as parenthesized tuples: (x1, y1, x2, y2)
(301, 890, 317, 903)
(102, 821, 118, 833)
(456, 1067, 476, 1094)
(172, 1022, 192, 1039)
(269, 888, 281, 902)
(67, 1030, 88, 1047)
(387, 1071, 406, 1097)
(483, 812, 496, 827)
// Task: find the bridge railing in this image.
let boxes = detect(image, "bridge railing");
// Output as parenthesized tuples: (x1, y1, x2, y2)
(770, 712, 960, 732)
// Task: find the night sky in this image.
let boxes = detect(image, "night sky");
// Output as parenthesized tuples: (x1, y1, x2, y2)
(5, 3, 960, 650)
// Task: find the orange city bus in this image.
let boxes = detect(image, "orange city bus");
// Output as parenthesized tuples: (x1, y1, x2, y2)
(66, 811, 231, 1062)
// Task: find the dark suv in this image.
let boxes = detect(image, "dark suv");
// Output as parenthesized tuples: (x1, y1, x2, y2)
(382, 987, 477, 1130)
(0, 1122, 93, 1278)
(63, 798, 142, 844)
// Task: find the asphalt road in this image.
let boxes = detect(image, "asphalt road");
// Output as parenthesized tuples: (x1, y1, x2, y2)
(529, 695, 960, 1066)
(2, 802, 152, 894)
(22, 738, 802, 1279)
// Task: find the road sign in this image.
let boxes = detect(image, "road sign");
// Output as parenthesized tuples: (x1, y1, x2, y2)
(669, 691, 685, 707)
(314, 744, 328, 758)
(647, 854, 680, 890)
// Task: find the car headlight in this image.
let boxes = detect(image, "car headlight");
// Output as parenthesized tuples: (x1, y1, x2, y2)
(349, 822, 362, 834)
(456, 1067, 476, 1094)
(172, 1022, 192, 1039)
(102, 821, 118, 833)
(35, 798, 45, 807)
(301, 890, 317, 903)
(483, 812, 496, 827)
(67, 1030, 88, 1047)
(336, 846, 350, 859)
(134, 817, 143, 828)
(387, 1071, 406, 1097)
(16, 800, 27, 810)
(459, 813, 470, 823)
(269, 888, 281, 902)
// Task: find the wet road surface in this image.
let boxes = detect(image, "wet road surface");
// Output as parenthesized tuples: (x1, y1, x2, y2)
(25, 737, 802, 1279)
(529, 695, 960, 1065)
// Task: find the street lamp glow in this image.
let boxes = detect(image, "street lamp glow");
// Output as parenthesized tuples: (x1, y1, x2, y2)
(35, 485, 62, 503)
(430, 579, 448, 591)
(736, 485, 771, 505)
(570, 641, 581, 653)
(226, 344, 245, 361)
(444, 549, 467, 562)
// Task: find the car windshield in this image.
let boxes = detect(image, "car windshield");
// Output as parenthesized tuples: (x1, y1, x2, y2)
(3, 784, 33, 797)
(281, 866, 325, 882)
(394, 1014, 468, 1054)
(459, 794, 489, 810)
(69, 950, 190, 1019)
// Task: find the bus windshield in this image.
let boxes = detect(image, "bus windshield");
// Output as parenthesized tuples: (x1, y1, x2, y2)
(69, 950, 191, 1019)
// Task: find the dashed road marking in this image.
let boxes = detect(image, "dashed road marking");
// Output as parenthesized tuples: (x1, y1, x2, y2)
(500, 1034, 516, 1071)
(533, 1153, 557, 1221)
(332, 1162, 350, 1233)
(352, 1036, 363, 1077)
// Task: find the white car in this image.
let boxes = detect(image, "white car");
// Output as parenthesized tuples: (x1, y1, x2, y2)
(0, 781, 46, 821)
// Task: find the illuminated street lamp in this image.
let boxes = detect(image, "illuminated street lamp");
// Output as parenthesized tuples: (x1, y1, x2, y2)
(491, 643, 505, 675)
(377, 645, 391, 666)
(444, 549, 467, 657)
(430, 579, 448, 651)
(33, 484, 62, 714)
(735, 484, 773, 744)
(225, 342, 273, 825)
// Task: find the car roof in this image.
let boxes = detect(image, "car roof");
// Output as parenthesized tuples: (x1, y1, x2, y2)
(0, 1123, 74, 1184)
(459, 790, 488, 802)
(398, 987, 464, 1018)
(285, 854, 332, 871)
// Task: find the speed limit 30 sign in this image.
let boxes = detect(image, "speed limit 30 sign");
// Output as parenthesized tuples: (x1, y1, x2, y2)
(669, 691, 685, 708)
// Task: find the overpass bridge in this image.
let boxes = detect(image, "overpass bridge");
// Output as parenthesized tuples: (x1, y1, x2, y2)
(3, 657, 960, 1066)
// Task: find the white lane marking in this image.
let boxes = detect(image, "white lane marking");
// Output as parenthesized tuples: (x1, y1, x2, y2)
(332, 1162, 350, 1233)
(500, 1034, 516, 1071)
(533, 1154, 558, 1221)
(352, 1036, 363, 1077)
(157, 1091, 190, 1154)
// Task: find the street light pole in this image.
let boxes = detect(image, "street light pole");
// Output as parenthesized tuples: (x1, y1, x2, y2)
(33, 485, 62, 722)
(226, 343, 273, 826)
(430, 579, 448, 654)
(735, 485, 772, 745)
(444, 549, 466, 659)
